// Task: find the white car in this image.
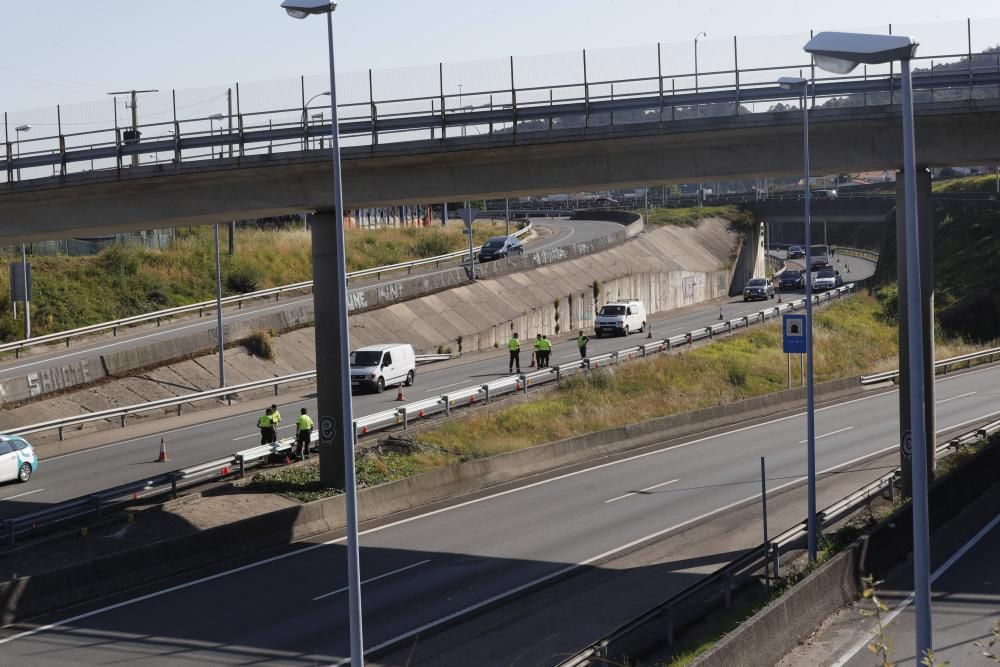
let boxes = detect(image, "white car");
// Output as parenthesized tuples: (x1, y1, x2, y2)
(595, 300, 647, 337)
(0, 435, 38, 484)
(350, 344, 416, 393)
(812, 268, 841, 291)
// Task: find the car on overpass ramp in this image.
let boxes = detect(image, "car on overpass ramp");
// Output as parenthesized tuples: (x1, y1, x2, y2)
(787, 245, 805, 259)
(477, 235, 524, 262)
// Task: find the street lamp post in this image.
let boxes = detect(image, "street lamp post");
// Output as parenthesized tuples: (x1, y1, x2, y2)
(778, 76, 817, 562)
(694, 31, 707, 95)
(209, 113, 224, 159)
(303, 91, 332, 150)
(14, 124, 30, 181)
(282, 3, 363, 666)
(804, 30, 931, 660)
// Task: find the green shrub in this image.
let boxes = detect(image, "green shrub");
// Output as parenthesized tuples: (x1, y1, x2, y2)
(225, 261, 262, 293)
(97, 243, 140, 275)
(413, 233, 452, 258)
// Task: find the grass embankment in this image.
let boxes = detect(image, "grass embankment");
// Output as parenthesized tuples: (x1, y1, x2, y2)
(932, 172, 1000, 194)
(0, 221, 508, 341)
(638, 205, 753, 230)
(251, 294, 981, 501)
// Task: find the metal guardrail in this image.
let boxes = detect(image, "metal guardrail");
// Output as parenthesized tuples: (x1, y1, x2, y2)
(860, 346, 1000, 385)
(0, 224, 531, 358)
(559, 418, 1000, 666)
(2, 285, 861, 547)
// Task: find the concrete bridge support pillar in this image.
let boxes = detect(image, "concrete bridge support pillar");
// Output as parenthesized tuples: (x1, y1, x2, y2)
(312, 209, 349, 488)
(896, 168, 935, 497)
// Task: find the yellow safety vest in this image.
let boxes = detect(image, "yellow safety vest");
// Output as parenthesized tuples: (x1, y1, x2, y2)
(258, 414, 272, 428)
(540, 339, 552, 351)
(508, 337, 520, 351)
(534, 339, 544, 352)
(271, 410, 281, 424)
(297, 414, 314, 432)
(578, 336, 587, 349)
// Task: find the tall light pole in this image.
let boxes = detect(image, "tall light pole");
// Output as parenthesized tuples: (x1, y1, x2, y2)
(804, 31, 931, 660)
(282, 2, 363, 666)
(14, 124, 30, 181)
(694, 31, 707, 94)
(778, 77, 817, 562)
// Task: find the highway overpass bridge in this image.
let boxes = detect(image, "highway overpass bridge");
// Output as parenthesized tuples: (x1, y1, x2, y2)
(2, 69, 1000, 243)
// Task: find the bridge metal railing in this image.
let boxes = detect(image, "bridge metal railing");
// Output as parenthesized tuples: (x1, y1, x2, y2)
(0, 223, 531, 358)
(2, 285, 861, 547)
(4, 24, 1000, 185)
(861, 346, 1000, 385)
(558, 417, 1000, 667)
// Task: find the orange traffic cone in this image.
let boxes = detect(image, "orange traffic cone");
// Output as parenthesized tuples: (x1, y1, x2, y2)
(157, 437, 169, 462)
(396, 385, 406, 401)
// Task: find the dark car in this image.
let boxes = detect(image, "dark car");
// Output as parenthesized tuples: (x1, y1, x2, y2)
(779, 269, 804, 291)
(477, 235, 524, 262)
(787, 245, 805, 259)
(743, 278, 775, 302)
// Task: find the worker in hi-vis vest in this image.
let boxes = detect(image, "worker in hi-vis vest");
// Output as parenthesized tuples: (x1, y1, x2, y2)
(295, 407, 314, 459)
(577, 331, 590, 359)
(508, 332, 521, 374)
(539, 334, 552, 368)
(258, 407, 276, 445)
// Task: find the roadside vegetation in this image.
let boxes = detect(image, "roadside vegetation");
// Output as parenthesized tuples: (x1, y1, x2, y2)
(0, 221, 508, 341)
(251, 294, 984, 501)
(932, 172, 1000, 194)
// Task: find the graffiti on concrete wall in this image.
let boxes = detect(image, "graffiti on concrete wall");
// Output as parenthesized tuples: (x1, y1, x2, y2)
(531, 246, 569, 266)
(346, 291, 369, 312)
(377, 282, 402, 303)
(26, 360, 96, 397)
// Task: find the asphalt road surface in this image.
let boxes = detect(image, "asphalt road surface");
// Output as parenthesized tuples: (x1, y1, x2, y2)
(837, 510, 1000, 666)
(0, 255, 877, 516)
(2, 331, 995, 664)
(0, 218, 615, 384)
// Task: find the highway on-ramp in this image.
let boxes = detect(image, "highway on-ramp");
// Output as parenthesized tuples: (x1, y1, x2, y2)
(0, 358, 995, 665)
(0, 217, 611, 385)
(0, 255, 877, 517)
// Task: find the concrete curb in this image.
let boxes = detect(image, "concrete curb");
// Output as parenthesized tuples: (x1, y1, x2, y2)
(0, 375, 862, 624)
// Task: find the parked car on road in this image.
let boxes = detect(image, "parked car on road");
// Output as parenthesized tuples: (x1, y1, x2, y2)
(743, 278, 775, 301)
(0, 435, 37, 484)
(787, 245, 805, 259)
(779, 270, 804, 291)
(595, 300, 647, 337)
(812, 268, 842, 291)
(477, 235, 524, 262)
(350, 344, 416, 393)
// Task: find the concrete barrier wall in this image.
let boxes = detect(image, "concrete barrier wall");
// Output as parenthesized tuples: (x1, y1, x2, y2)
(0, 374, 861, 623)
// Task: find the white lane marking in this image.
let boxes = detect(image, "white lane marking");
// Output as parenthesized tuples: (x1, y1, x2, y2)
(313, 559, 431, 601)
(425, 380, 470, 393)
(830, 509, 1000, 667)
(0, 298, 313, 376)
(0, 488, 44, 501)
(231, 424, 296, 442)
(800, 427, 854, 444)
(936, 391, 976, 405)
(605, 478, 679, 503)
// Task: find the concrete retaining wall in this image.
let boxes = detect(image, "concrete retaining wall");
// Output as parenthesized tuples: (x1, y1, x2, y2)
(729, 221, 765, 296)
(0, 374, 861, 623)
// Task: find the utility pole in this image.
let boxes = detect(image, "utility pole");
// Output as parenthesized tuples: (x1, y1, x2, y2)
(227, 88, 237, 255)
(107, 88, 159, 168)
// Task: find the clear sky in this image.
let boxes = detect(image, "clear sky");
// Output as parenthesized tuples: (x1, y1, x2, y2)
(1, 1, 996, 115)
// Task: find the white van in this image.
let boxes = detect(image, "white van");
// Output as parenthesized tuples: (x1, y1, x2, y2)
(595, 299, 647, 337)
(350, 344, 416, 393)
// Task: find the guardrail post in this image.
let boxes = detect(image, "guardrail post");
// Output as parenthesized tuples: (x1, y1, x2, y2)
(640, 344, 646, 357)
(583, 359, 591, 371)
(707, 326, 714, 339)
(398, 407, 408, 430)
(723, 570, 732, 608)
(274, 383, 279, 396)
(555, 366, 561, 382)
(481, 384, 490, 404)
(58, 426, 64, 441)
(176, 404, 182, 417)
(727, 321, 733, 333)
(744, 315, 749, 327)
(238, 456, 246, 478)
(759, 311, 766, 323)
(443, 395, 451, 417)
(519, 374, 528, 393)
(685, 333, 692, 345)
(771, 542, 780, 578)
(120, 415, 127, 428)
(170, 473, 178, 497)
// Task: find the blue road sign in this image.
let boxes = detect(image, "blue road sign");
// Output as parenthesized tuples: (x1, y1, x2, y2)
(783, 314, 807, 354)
